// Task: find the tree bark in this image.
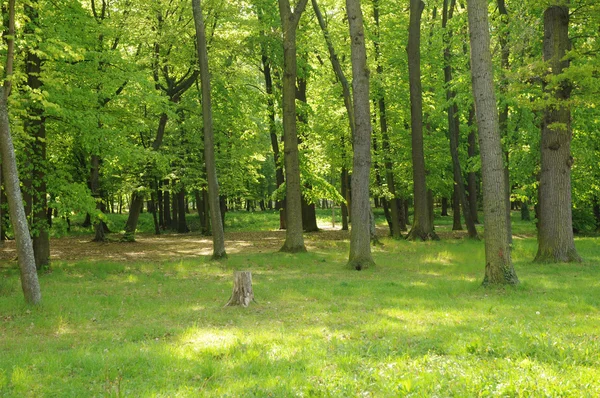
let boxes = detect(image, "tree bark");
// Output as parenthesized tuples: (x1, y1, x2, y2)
(467, 0, 518, 285)
(497, 0, 512, 244)
(467, 107, 480, 223)
(278, 0, 308, 252)
(258, 19, 286, 230)
(123, 192, 144, 241)
(443, 0, 478, 238)
(192, 0, 226, 259)
(407, 0, 437, 241)
(534, 5, 580, 263)
(346, 0, 374, 270)
(177, 188, 188, 233)
(23, 0, 50, 268)
(0, 88, 42, 304)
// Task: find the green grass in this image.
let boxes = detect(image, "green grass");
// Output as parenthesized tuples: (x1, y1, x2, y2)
(2, 229, 600, 396)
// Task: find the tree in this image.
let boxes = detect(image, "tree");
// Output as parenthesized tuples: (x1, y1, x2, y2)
(278, 0, 308, 253)
(192, 0, 226, 259)
(466, 0, 518, 285)
(534, 5, 581, 263)
(346, 0, 374, 270)
(0, 0, 42, 304)
(442, 0, 478, 239)
(407, 0, 437, 241)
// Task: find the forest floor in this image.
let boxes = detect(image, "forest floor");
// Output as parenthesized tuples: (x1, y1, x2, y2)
(2, 210, 598, 397)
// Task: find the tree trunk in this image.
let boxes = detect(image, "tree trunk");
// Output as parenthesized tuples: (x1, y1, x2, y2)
(278, 0, 308, 253)
(346, 0, 374, 270)
(407, 0, 437, 241)
(171, 191, 178, 229)
(23, 0, 49, 269)
(443, 0, 478, 239)
(497, 0, 512, 244)
(534, 5, 580, 263)
(225, 271, 255, 307)
(441, 197, 449, 217)
(467, 0, 518, 285)
(177, 188, 188, 233)
(259, 19, 286, 231)
(467, 107, 480, 223)
(340, 167, 349, 230)
(0, 87, 42, 304)
(122, 192, 144, 242)
(452, 186, 462, 230)
(521, 202, 531, 221)
(593, 198, 600, 232)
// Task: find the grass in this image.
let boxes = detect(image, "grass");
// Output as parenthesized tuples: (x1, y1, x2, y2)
(2, 211, 600, 396)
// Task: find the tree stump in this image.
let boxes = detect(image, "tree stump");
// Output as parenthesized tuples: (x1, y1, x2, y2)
(225, 271, 255, 307)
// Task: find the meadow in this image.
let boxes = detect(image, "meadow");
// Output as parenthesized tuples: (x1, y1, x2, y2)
(1, 210, 600, 397)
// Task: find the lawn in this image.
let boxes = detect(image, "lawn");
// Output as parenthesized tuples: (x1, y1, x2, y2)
(1, 210, 600, 396)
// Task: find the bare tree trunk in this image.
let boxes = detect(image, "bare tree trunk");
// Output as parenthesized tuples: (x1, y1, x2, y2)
(278, 0, 308, 253)
(407, 0, 437, 241)
(192, 0, 226, 259)
(467, 108, 480, 224)
(443, 0, 478, 239)
(1, 88, 42, 304)
(346, 0, 374, 270)
(534, 5, 580, 263)
(497, 0, 512, 244)
(177, 188, 188, 233)
(466, 0, 518, 285)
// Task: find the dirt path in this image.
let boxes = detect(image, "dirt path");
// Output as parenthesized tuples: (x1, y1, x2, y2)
(0, 228, 359, 264)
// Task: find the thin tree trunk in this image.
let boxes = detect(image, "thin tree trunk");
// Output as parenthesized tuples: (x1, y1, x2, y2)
(534, 5, 580, 263)
(467, 0, 518, 284)
(190, 0, 228, 261)
(346, 0, 374, 270)
(443, 0, 478, 238)
(407, 0, 437, 241)
(1, 88, 42, 304)
(497, 0, 512, 243)
(259, 21, 286, 230)
(177, 188, 188, 233)
(192, 0, 227, 259)
(467, 107, 480, 223)
(278, 0, 308, 253)
(441, 197, 449, 217)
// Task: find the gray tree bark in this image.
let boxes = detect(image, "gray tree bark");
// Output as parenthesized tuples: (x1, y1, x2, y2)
(278, 0, 308, 253)
(0, 88, 42, 304)
(407, 0, 437, 241)
(467, 0, 518, 285)
(443, 0, 478, 239)
(534, 5, 580, 263)
(346, 0, 374, 270)
(192, 0, 226, 259)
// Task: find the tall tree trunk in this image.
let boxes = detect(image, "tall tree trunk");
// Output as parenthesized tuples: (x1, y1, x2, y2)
(1, 90, 41, 303)
(534, 5, 580, 263)
(441, 197, 449, 217)
(312, 0, 354, 233)
(192, 0, 226, 258)
(23, 0, 49, 268)
(497, 0, 512, 243)
(467, 0, 518, 285)
(0, 1, 41, 304)
(259, 21, 286, 230)
(443, 0, 478, 238)
(278, 0, 308, 253)
(346, 0, 374, 270)
(296, 74, 319, 232)
(407, 0, 437, 241)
